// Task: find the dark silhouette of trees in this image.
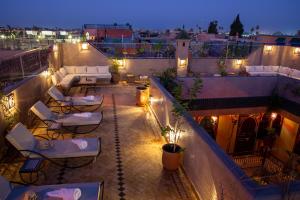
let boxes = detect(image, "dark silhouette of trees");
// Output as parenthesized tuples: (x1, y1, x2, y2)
(208, 20, 218, 34)
(229, 14, 244, 37)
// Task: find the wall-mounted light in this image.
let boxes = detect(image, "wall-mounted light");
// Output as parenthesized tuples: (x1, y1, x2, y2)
(178, 58, 188, 67)
(211, 116, 218, 124)
(1, 93, 15, 111)
(81, 42, 89, 50)
(53, 44, 58, 52)
(264, 45, 273, 53)
(42, 70, 50, 78)
(294, 47, 300, 55)
(236, 59, 243, 67)
(271, 112, 277, 120)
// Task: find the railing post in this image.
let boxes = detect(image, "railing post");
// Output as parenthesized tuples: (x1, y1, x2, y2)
(20, 56, 25, 78)
(225, 41, 229, 61)
(39, 49, 42, 69)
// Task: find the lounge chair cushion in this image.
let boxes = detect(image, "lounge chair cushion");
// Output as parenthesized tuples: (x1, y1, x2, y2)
(6, 182, 102, 200)
(6, 123, 37, 157)
(56, 112, 102, 126)
(0, 176, 12, 200)
(35, 138, 100, 159)
(48, 86, 65, 101)
(31, 101, 55, 121)
(70, 95, 104, 106)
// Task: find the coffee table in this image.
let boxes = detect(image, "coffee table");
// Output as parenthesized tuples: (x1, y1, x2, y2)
(78, 77, 97, 94)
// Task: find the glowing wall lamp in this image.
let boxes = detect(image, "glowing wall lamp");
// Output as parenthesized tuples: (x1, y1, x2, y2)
(271, 112, 277, 120)
(53, 44, 58, 52)
(265, 45, 273, 54)
(211, 116, 218, 124)
(236, 59, 243, 67)
(294, 47, 300, 55)
(1, 93, 15, 112)
(178, 58, 188, 67)
(42, 70, 50, 78)
(81, 42, 89, 50)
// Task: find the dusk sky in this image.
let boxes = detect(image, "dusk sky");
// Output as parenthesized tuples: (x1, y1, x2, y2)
(1, 0, 300, 34)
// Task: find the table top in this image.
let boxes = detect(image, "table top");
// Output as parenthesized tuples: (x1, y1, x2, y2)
(79, 77, 97, 85)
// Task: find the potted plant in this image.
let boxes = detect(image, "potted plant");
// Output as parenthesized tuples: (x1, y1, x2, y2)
(110, 59, 121, 84)
(159, 71, 202, 170)
(217, 59, 228, 76)
(161, 102, 186, 170)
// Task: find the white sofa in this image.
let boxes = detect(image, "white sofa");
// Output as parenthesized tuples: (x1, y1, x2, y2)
(51, 66, 111, 90)
(245, 65, 300, 80)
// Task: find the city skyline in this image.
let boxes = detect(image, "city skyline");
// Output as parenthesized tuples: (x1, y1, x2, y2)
(1, 0, 300, 34)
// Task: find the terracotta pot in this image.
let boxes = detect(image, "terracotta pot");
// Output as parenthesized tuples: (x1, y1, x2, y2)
(136, 86, 147, 107)
(162, 144, 182, 171)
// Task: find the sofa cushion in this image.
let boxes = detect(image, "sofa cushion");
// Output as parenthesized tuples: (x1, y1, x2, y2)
(291, 69, 300, 79)
(56, 71, 65, 79)
(278, 66, 292, 76)
(64, 66, 76, 74)
(59, 68, 67, 76)
(51, 73, 62, 85)
(87, 67, 98, 74)
(75, 67, 87, 74)
(97, 66, 109, 74)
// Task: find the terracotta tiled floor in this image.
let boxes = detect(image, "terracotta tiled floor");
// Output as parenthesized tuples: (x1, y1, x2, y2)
(0, 84, 198, 200)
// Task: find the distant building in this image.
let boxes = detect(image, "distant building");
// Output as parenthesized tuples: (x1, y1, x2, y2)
(195, 32, 226, 42)
(253, 34, 300, 46)
(83, 24, 133, 41)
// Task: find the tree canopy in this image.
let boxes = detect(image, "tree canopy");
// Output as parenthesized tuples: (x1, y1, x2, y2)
(208, 20, 218, 34)
(229, 14, 244, 37)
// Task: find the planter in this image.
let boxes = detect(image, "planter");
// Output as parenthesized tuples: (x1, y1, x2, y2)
(136, 86, 147, 106)
(144, 84, 150, 100)
(162, 143, 182, 171)
(111, 73, 120, 84)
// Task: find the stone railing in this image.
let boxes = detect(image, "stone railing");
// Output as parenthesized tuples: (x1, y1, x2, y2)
(149, 77, 300, 200)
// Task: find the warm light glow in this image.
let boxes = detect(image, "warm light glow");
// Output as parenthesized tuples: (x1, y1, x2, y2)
(236, 59, 243, 66)
(81, 42, 89, 50)
(179, 58, 187, 67)
(68, 35, 72, 39)
(53, 44, 58, 52)
(294, 47, 300, 55)
(211, 116, 218, 123)
(167, 129, 181, 144)
(2, 93, 15, 110)
(0, 35, 5, 39)
(116, 59, 125, 67)
(265, 45, 273, 53)
(42, 70, 49, 78)
(271, 112, 277, 120)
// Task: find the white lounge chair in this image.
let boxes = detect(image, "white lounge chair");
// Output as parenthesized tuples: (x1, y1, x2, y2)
(0, 176, 104, 200)
(6, 123, 101, 168)
(30, 101, 103, 134)
(48, 86, 104, 113)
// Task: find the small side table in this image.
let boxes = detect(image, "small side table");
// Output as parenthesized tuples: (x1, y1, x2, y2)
(126, 74, 135, 84)
(19, 158, 46, 184)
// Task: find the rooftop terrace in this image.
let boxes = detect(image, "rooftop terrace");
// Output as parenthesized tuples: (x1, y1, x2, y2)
(0, 84, 198, 200)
